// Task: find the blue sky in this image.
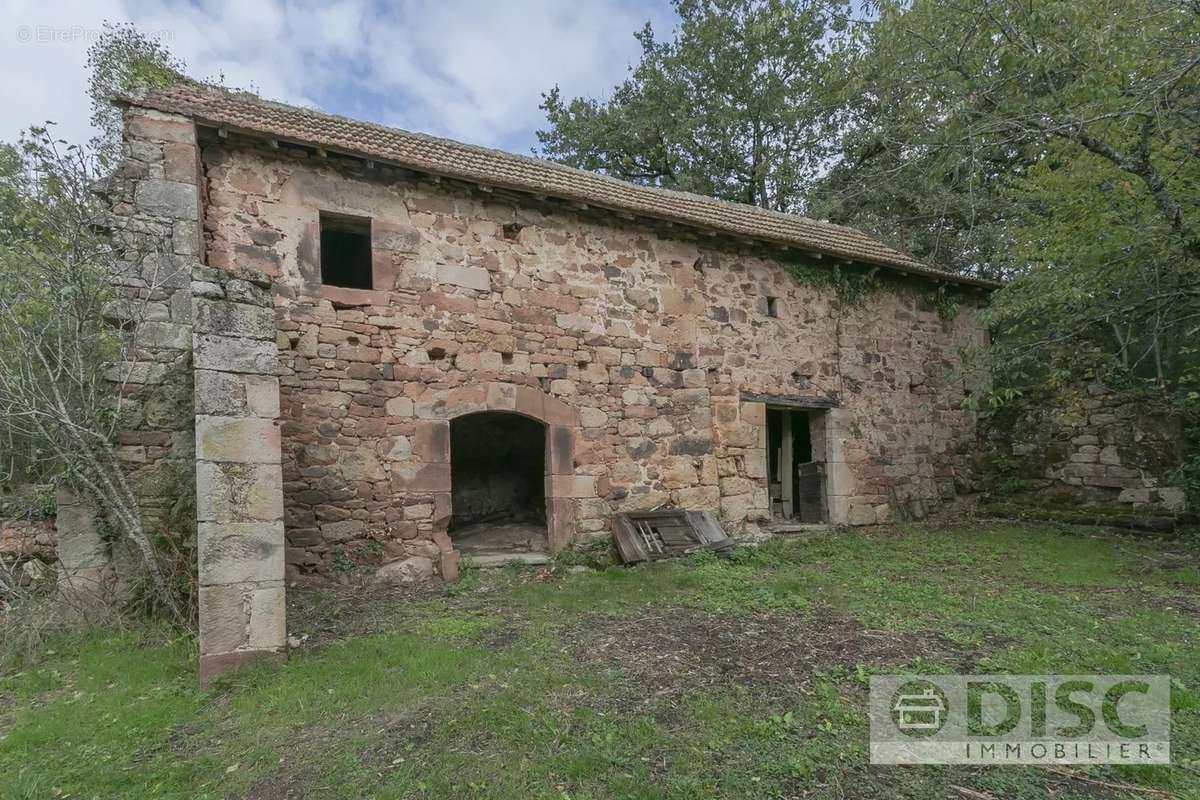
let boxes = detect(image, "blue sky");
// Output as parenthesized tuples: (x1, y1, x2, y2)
(2, 0, 677, 154)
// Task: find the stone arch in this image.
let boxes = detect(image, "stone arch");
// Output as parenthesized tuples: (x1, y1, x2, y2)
(413, 382, 579, 557)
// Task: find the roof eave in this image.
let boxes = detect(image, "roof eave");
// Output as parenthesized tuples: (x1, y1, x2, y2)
(118, 92, 1002, 292)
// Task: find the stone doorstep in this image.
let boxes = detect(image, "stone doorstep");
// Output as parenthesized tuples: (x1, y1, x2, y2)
(764, 522, 833, 536)
(462, 552, 553, 568)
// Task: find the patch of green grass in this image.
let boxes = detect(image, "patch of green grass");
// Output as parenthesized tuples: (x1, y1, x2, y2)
(1, 629, 201, 798)
(2, 522, 1198, 798)
(554, 537, 620, 570)
(416, 613, 496, 640)
(672, 548, 811, 613)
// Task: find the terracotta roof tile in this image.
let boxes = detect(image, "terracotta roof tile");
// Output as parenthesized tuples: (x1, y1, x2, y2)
(122, 84, 998, 289)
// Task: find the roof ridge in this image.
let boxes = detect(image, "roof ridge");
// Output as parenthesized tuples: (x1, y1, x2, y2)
(132, 84, 849, 233)
(118, 83, 1000, 290)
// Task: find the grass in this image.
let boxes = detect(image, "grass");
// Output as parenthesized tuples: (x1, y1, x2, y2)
(1, 521, 1198, 799)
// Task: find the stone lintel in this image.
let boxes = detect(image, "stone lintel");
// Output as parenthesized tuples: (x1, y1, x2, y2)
(740, 392, 837, 409)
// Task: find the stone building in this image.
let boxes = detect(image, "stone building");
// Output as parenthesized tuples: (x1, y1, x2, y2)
(102, 85, 994, 683)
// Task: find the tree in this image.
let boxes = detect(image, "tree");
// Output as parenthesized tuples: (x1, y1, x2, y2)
(814, 0, 1199, 389)
(0, 128, 188, 625)
(0, 20, 203, 624)
(538, 0, 852, 212)
(989, 140, 1200, 387)
(817, 0, 1199, 273)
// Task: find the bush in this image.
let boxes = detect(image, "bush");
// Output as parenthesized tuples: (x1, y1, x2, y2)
(0, 485, 55, 521)
(1170, 453, 1200, 513)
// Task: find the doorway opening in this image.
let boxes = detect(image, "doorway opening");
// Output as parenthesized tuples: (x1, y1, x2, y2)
(766, 407, 828, 523)
(449, 411, 549, 555)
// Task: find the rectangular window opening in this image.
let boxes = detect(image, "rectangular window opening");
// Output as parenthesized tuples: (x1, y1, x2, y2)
(320, 212, 373, 289)
(766, 296, 779, 317)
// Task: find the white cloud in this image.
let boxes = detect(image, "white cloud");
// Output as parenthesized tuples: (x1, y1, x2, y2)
(361, 0, 664, 149)
(2, 0, 124, 145)
(0, 0, 672, 153)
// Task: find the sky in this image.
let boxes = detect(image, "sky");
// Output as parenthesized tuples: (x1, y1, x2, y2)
(1, 0, 676, 154)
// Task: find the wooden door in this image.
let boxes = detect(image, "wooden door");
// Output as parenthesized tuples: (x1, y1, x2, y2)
(795, 462, 827, 523)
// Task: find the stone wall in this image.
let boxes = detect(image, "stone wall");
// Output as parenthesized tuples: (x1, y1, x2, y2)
(192, 134, 988, 580)
(979, 383, 1188, 513)
(101, 107, 287, 684)
(25, 105, 209, 608)
(0, 518, 56, 564)
(99, 107, 204, 548)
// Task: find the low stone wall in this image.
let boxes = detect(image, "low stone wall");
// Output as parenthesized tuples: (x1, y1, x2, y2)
(0, 490, 123, 601)
(0, 518, 56, 563)
(980, 383, 1188, 513)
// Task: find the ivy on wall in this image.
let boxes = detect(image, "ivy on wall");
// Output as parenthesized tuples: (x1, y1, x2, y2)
(781, 253, 966, 324)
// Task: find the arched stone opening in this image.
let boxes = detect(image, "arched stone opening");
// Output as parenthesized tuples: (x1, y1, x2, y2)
(449, 411, 548, 555)
(416, 382, 580, 562)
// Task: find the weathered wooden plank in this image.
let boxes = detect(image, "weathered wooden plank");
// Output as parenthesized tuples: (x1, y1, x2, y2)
(684, 511, 729, 545)
(659, 526, 694, 547)
(795, 462, 827, 523)
(781, 411, 794, 518)
(612, 513, 648, 563)
(741, 392, 837, 409)
(614, 510, 733, 563)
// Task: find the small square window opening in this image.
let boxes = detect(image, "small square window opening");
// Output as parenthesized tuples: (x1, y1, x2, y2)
(320, 212, 373, 289)
(766, 296, 779, 317)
